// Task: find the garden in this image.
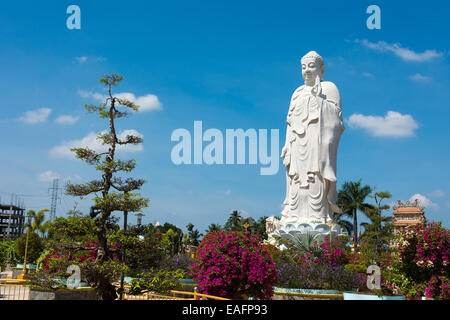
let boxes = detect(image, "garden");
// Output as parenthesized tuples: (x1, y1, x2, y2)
(1, 208, 449, 300)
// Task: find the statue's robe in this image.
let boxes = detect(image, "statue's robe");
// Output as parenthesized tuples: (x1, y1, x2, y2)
(281, 81, 344, 222)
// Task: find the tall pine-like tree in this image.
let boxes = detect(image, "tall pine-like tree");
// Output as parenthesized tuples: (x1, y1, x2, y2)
(65, 74, 149, 299)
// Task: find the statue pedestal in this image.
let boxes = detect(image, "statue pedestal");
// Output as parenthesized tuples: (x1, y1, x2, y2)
(267, 218, 347, 246)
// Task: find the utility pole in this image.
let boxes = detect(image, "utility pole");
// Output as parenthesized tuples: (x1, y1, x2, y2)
(48, 178, 60, 221)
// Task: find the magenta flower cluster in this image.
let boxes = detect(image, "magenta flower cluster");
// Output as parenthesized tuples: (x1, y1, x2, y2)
(319, 237, 350, 266)
(392, 222, 450, 299)
(190, 230, 277, 299)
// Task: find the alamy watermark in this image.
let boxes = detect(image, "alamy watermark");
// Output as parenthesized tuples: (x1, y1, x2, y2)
(366, 265, 381, 290)
(366, 5, 381, 30)
(170, 121, 280, 175)
(66, 5, 81, 30)
(66, 264, 81, 289)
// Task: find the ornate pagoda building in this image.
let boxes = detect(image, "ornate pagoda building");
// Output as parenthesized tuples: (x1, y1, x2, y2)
(392, 199, 425, 235)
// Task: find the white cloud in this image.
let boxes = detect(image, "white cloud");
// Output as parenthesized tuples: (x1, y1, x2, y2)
(77, 90, 106, 101)
(347, 111, 419, 137)
(427, 189, 445, 198)
(409, 193, 439, 210)
(77, 90, 162, 112)
(55, 115, 80, 125)
(225, 189, 231, 196)
(65, 174, 82, 182)
(50, 129, 144, 159)
(75, 56, 88, 63)
(362, 72, 375, 78)
(19, 108, 51, 124)
(356, 39, 443, 62)
(38, 170, 60, 182)
(239, 209, 250, 218)
(409, 73, 431, 82)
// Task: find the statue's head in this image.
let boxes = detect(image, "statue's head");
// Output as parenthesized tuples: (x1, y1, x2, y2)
(301, 51, 325, 84)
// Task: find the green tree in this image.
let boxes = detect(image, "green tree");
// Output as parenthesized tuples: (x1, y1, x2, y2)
(255, 216, 269, 240)
(360, 190, 394, 264)
(332, 211, 354, 237)
(15, 232, 44, 264)
(0, 240, 19, 269)
(206, 223, 222, 233)
(65, 74, 149, 300)
(337, 180, 373, 243)
(224, 210, 242, 231)
(47, 214, 99, 243)
(186, 223, 203, 246)
(26, 209, 50, 237)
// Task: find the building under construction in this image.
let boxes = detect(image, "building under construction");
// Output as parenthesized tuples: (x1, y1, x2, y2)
(0, 204, 25, 240)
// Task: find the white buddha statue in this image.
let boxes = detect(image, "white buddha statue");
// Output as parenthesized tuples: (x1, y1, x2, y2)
(280, 51, 344, 226)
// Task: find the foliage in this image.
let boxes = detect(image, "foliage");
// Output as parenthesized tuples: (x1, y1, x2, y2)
(290, 232, 324, 261)
(0, 240, 20, 269)
(190, 230, 277, 299)
(276, 259, 365, 291)
(161, 254, 195, 275)
(344, 263, 368, 274)
(161, 228, 183, 256)
(271, 235, 365, 291)
(15, 232, 44, 263)
(128, 268, 186, 295)
(337, 180, 373, 243)
(30, 240, 125, 299)
(206, 223, 222, 233)
(224, 210, 243, 232)
(320, 236, 352, 266)
(64, 74, 149, 299)
(254, 216, 269, 240)
(186, 223, 203, 246)
(47, 215, 98, 243)
(110, 227, 166, 276)
(359, 190, 394, 265)
(385, 222, 450, 299)
(26, 209, 50, 237)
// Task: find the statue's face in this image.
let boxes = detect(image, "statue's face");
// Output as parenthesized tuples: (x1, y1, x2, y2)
(301, 58, 322, 84)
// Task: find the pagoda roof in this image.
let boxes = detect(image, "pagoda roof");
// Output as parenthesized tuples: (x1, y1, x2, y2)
(393, 220, 423, 226)
(393, 207, 423, 215)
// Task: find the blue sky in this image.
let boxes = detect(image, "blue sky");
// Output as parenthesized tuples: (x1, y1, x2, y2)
(0, 0, 449, 232)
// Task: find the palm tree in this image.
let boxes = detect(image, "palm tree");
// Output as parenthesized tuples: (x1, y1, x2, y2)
(255, 216, 269, 239)
(26, 209, 50, 237)
(224, 210, 242, 231)
(186, 223, 203, 246)
(206, 223, 222, 233)
(337, 180, 372, 243)
(332, 211, 354, 236)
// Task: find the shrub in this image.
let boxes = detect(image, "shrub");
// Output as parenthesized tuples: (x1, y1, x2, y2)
(161, 254, 195, 276)
(15, 232, 44, 263)
(128, 269, 186, 295)
(320, 236, 351, 266)
(272, 235, 366, 291)
(276, 258, 365, 291)
(190, 230, 277, 299)
(386, 222, 450, 299)
(345, 264, 367, 274)
(0, 240, 20, 269)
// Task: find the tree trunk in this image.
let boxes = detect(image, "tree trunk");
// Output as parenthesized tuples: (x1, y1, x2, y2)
(353, 208, 358, 243)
